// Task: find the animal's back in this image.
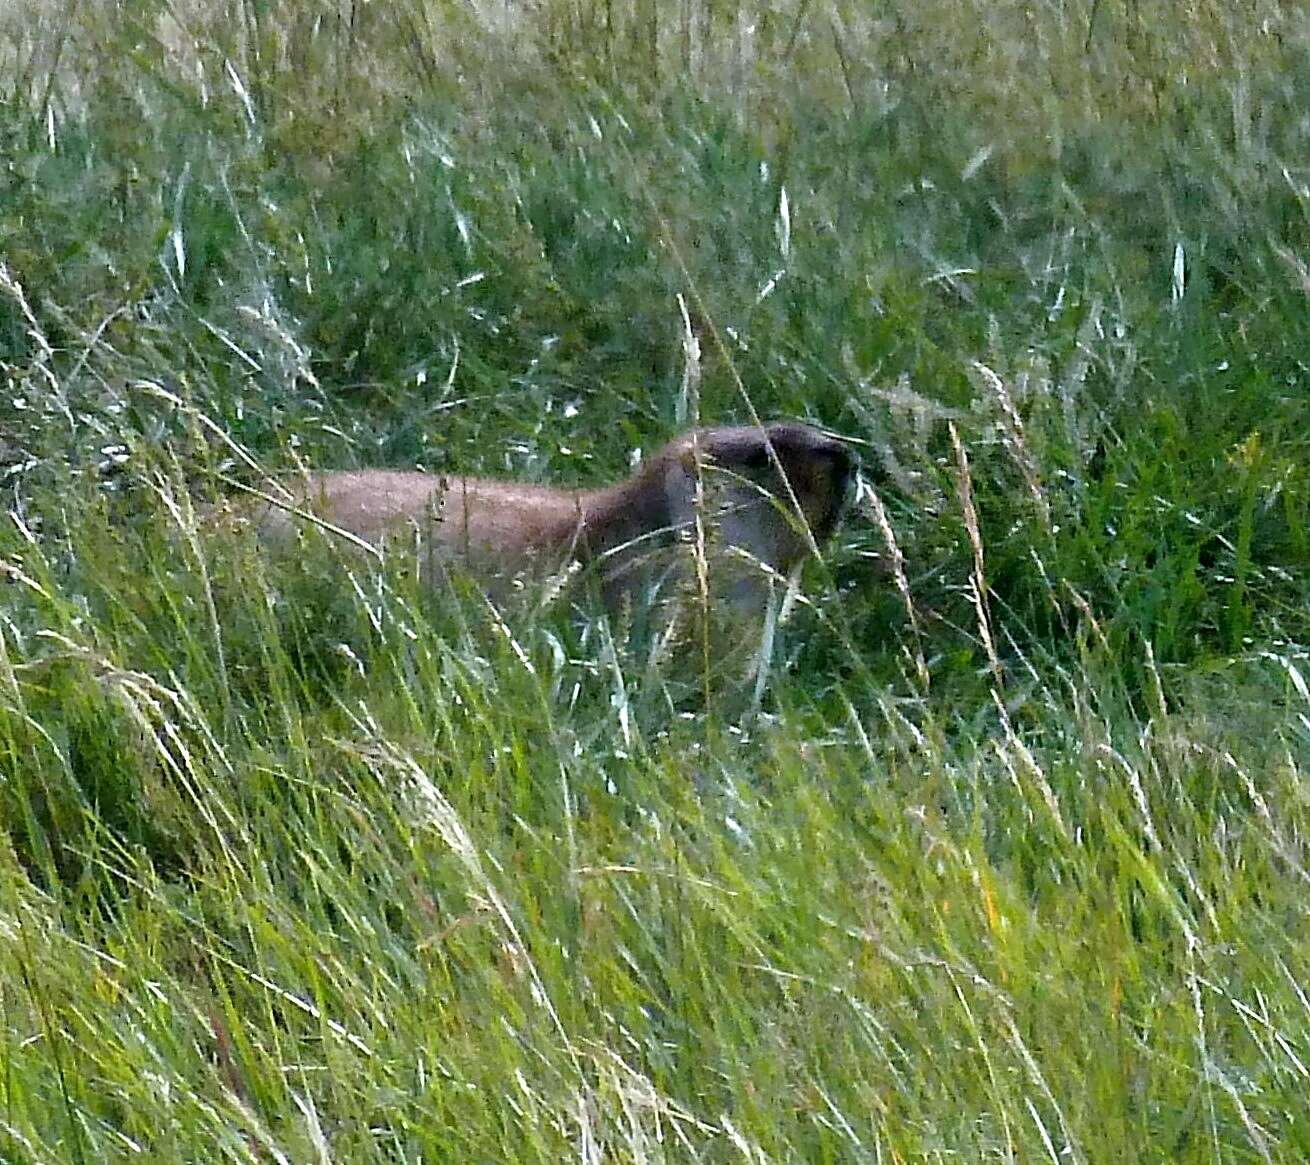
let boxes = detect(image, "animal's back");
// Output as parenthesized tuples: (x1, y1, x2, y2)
(258, 469, 590, 568)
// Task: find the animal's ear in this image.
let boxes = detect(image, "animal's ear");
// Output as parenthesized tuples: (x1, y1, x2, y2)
(736, 441, 773, 471)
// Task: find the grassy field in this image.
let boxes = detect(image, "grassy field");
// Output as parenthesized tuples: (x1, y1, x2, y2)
(3, 0, 1310, 1160)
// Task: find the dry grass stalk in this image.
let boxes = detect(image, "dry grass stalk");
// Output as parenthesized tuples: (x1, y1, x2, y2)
(949, 421, 1002, 690)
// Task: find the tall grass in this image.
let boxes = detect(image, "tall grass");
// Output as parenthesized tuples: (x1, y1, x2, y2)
(2, 0, 1310, 1160)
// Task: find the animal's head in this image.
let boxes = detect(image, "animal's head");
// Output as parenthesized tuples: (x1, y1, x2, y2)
(662, 421, 857, 581)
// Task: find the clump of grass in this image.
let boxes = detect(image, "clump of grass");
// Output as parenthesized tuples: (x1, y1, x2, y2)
(2, 0, 1310, 1160)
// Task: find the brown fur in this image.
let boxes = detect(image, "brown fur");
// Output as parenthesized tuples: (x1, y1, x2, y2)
(239, 422, 856, 612)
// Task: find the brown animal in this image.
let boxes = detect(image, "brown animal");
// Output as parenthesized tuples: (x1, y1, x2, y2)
(242, 421, 856, 613)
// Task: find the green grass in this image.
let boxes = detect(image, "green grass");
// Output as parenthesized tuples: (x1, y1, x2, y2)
(3, 0, 1310, 1160)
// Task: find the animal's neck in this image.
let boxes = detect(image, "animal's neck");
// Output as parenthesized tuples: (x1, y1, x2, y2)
(578, 462, 672, 562)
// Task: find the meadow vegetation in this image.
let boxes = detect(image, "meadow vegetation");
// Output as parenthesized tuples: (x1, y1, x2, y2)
(2, 0, 1310, 1159)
